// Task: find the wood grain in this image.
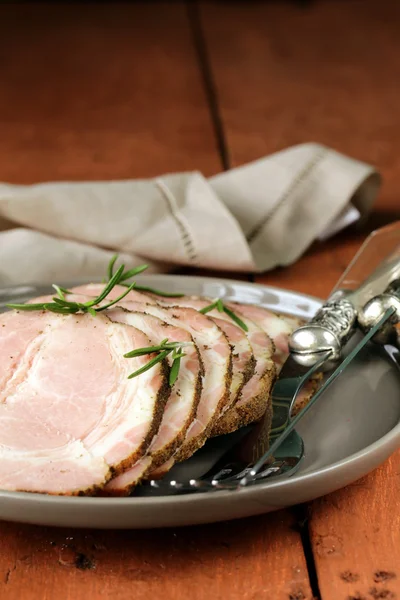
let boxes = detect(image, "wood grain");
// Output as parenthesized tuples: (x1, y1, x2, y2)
(309, 453, 400, 599)
(0, 513, 312, 600)
(0, 2, 221, 182)
(0, 2, 312, 599)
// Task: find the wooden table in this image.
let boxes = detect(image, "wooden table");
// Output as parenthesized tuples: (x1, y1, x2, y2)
(1, 2, 400, 598)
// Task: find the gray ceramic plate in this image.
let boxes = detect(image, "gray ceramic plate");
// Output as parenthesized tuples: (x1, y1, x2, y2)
(0, 275, 399, 529)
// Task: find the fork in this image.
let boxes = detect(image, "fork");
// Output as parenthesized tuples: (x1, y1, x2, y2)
(135, 354, 328, 497)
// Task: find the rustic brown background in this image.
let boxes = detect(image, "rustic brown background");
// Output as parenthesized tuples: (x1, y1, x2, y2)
(0, 1, 400, 599)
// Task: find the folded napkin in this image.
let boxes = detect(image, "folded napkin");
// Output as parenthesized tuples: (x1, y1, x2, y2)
(0, 142, 380, 286)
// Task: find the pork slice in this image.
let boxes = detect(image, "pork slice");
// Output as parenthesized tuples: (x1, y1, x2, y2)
(102, 308, 203, 495)
(71, 285, 253, 413)
(224, 303, 319, 418)
(212, 312, 275, 436)
(146, 295, 275, 436)
(71, 287, 233, 450)
(145, 295, 256, 414)
(0, 309, 169, 495)
(227, 302, 302, 371)
(111, 301, 232, 464)
(148, 304, 276, 479)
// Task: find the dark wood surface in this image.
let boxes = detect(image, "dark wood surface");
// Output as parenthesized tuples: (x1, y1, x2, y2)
(0, 2, 400, 598)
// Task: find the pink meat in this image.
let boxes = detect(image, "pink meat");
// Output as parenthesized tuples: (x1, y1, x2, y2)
(145, 295, 255, 413)
(113, 303, 232, 462)
(0, 309, 168, 495)
(146, 295, 274, 428)
(68, 286, 232, 476)
(227, 302, 302, 371)
(103, 308, 202, 494)
(73, 285, 253, 414)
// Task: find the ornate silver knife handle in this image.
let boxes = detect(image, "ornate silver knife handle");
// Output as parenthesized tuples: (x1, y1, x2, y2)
(289, 294, 358, 367)
(289, 256, 400, 367)
(358, 278, 400, 345)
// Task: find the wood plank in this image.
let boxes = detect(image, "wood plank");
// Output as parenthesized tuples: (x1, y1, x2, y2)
(0, 2, 221, 182)
(0, 513, 313, 600)
(200, 1, 400, 596)
(0, 3, 311, 600)
(309, 453, 400, 599)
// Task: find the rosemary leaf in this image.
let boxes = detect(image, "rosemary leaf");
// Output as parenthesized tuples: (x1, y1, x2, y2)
(216, 299, 224, 312)
(106, 253, 183, 297)
(44, 303, 78, 315)
(59, 287, 72, 294)
(85, 265, 125, 307)
(124, 339, 171, 358)
(169, 355, 182, 386)
(198, 298, 248, 332)
(6, 264, 127, 317)
(127, 350, 169, 379)
(52, 297, 84, 309)
(222, 305, 248, 332)
(107, 254, 118, 281)
(170, 350, 186, 360)
(6, 302, 49, 311)
(163, 341, 192, 350)
(134, 285, 185, 298)
(52, 284, 66, 300)
(107, 254, 148, 282)
(96, 282, 136, 312)
(199, 300, 219, 315)
(120, 264, 149, 282)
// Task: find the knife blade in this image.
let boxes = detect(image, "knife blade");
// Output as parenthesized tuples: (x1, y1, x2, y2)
(258, 223, 400, 476)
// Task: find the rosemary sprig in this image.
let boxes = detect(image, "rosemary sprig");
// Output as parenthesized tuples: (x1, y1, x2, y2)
(127, 350, 170, 380)
(199, 298, 248, 332)
(124, 339, 192, 386)
(7, 265, 135, 316)
(134, 285, 185, 298)
(107, 254, 185, 298)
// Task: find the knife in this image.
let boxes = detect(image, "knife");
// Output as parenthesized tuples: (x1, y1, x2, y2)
(269, 222, 400, 441)
(289, 220, 400, 369)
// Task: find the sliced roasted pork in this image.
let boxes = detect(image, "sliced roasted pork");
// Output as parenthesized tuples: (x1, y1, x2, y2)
(141, 295, 275, 435)
(112, 302, 232, 462)
(69, 286, 233, 466)
(140, 296, 256, 414)
(103, 308, 203, 494)
(0, 309, 169, 495)
(72, 285, 255, 414)
(227, 302, 302, 371)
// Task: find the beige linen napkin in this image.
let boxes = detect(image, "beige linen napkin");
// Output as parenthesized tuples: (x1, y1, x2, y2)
(0, 143, 380, 285)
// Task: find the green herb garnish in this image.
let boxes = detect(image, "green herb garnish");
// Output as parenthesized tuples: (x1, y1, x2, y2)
(7, 265, 135, 315)
(124, 338, 192, 386)
(134, 285, 185, 298)
(199, 298, 248, 332)
(107, 254, 184, 298)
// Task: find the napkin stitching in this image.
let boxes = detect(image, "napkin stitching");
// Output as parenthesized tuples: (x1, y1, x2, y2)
(155, 179, 197, 262)
(247, 147, 327, 243)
